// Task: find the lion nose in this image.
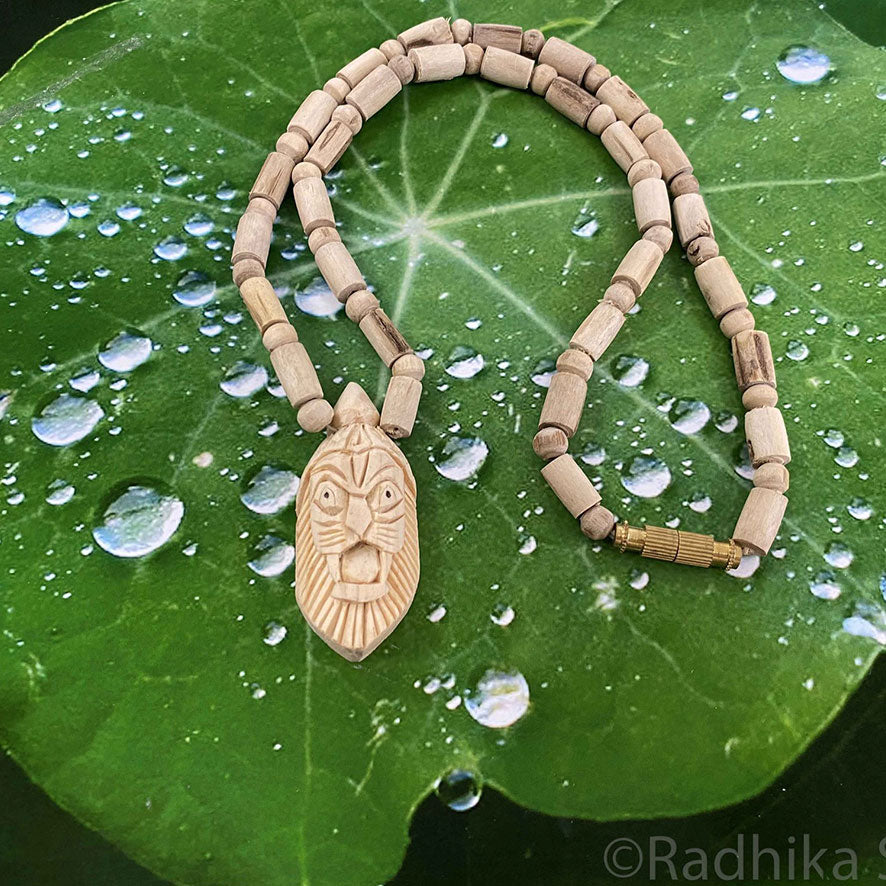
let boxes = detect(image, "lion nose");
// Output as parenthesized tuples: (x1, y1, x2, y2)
(345, 496, 372, 539)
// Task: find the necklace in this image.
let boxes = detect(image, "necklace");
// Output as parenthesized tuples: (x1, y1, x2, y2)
(233, 17, 790, 661)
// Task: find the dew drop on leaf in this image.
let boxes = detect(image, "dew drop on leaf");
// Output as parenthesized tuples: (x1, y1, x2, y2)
(620, 456, 671, 498)
(435, 769, 482, 811)
(444, 346, 484, 379)
(776, 45, 830, 85)
(823, 542, 853, 569)
(92, 483, 184, 558)
(670, 399, 710, 435)
(220, 361, 268, 398)
(173, 270, 216, 307)
(153, 237, 188, 261)
(464, 668, 530, 728)
(248, 534, 295, 577)
(240, 465, 299, 515)
(433, 436, 489, 482)
(295, 277, 342, 318)
(809, 571, 841, 600)
(31, 392, 104, 446)
(612, 354, 649, 387)
(45, 479, 75, 506)
(15, 198, 69, 237)
(262, 621, 288, 646)
(98, 330, 153, 372)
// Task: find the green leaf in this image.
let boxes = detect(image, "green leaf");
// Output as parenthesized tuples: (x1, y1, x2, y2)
(1, 1, 883, 884)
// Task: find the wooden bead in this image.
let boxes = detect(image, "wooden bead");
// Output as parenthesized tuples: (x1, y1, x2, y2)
(627, 158, 662, 187)
(232, 197, 275, 266)
(632, 177, 670, 233)
(250, 152, 294, 209)
(398, 17, 453, 51)
(262, 322, 298, 351)
(239, 276, 287, 333)
(732, 329, 776, 391)
(745, 406, 791, 466)
(754, 462, 789, 493)
(308, 226, 341, 254)
(388, 55, 415, 85)
(530, 63, 556, 95)
(315, 241, 366, 302)
(732, 487, 787, 555)
(288, 90, 337, 143)
(586, 103, 616, 135)
(720, 307, 755, 339)
(521, 29, 545, 59)
(323, 77, 351, 102)
(232, 258, 264, 287)
(337, 48, 387, 89)
(463, 43, 484, 75)
(742, 383, 777, 409)
(269, 341, 323, 408)
(391, 353, 425, 380)
(643, 129, 692, 184)
(643, 225, 673, 253)
(533, 427, 568, 460)
(583, 63, 611, 93)
(686, 236, 719, 267)
(632, 112, 663, 141)
(603, 282, 636, 313)
(596, 75, 648, 125)
(409, 44, 467, 82)
(571, 301, 625, 360)
(472, 23, 523, 54)
(539, 371, 587, 437)
(344, 289, 379, 322)
(292, 160, 322, 184)
(545, 76, 599, 126)
(600, 120, 648, 172)
(359, 308, 411, 366)
(579, 505, 616, 540)
(695, 256, 748, 319)
(670, 172, 700, 196)
(537, 36, 595, 84)
(673, 193, 713, 247)
(304, 120, 352, 174)
(480, 46, 534, 90)
(611, 239, 663, 296)
(332, 104, 363, 135)
(293, 176, 334, 235)
(346, 64, 402, 120)
(380, 375, 421, 438)
(451, 19, 472, 45)
(556, 347, 594, 380)
(297, 398, 334, 433)
(275, 131, 309, 161)
(379, 39, 405, 61)
(541, 454, 601, 518)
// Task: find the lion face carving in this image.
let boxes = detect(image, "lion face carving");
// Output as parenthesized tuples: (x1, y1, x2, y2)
(295, 383, 419, 661)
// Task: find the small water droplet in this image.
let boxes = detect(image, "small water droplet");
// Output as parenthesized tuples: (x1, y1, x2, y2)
(183, 213, 213, 236)
(240, 465, 299, 515)
(809, 571, 841, 600)
(173, 270, 216, 307)
(670, 399, 710, 435)
(435, 769, 482, 812)
(571, 210, 599, 239)
(15, 198, 69, 237)
(444, 346, 484, 379)
(834, 446, 858, 468)
(530, 358, 555, 387)
(823, 542, 853, 569)
(491, 132, 508, 148)
(847, 497, 872, 521)
(92, 483, 184, 558)
(221, 361, 268, 398)
(248, 534, 295, 576)
(45, 479, 75, 506)
(262, 621, 288, 646)
(776, 45, 830, 85)
(750, 283, 777, 306)
(98, 330, 153, 372)
(295, 277, 342, 318)
(620, 456, 671, 498)
(741, 106, 761, 121)
(465, 668, 530, 728)
(785, 340, 809, 361)
(32, 393, 104, 446)
(490, 603, 515, 626)
(612, 355, 649, 387)
(69, 368, 100, 393)
(433, 436, 489, 482)
(153, 237, 187, 261)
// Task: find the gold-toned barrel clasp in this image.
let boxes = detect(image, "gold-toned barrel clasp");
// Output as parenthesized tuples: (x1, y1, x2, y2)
(612, 522, 741, 570)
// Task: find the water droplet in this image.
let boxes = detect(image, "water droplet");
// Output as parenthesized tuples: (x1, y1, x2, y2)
(834, 446, 858, 468)
(45, 479, 75, 506)
(670, 399, 710, 435)
(116, 203, 142, 221)
(173, 270, 216, 307)
(776, 46, 830, 85)
(240, 465, 299, 515)
(823, 428, 844, 449)
(579, 442, 606, 466)
(847, 497, 872, 521)
(427, 603, 447, 623)
(612, 354, 649, 387)
(620, 456, 671, 498)
(809, 571, 841, 600)
(785, 340, 809, 361)
(15, 198, 69, 237)
(69, 368, 100, 393)
(248, 534, 295, 576)
(163, 165, 189, 187)
(571, 213, 599, 238)
(31, 393, 104, 446)
(465, 668, 530, 728)
(295, 277, 342, 318)
(740, 106, 761, 121)
(435, 769, 482, 812)
(848, 240, 864, 253)
(153, 237, 187, 261)
(92, 483, 184, 558)
(183, 213, 213, 236)
(843, 602, 886, 645)
(262, 621, 288, 646)
(98, 330, 153, 372)
(433, 436, 489, 482)
(491, 132, 508, 148)
(823, 542, 853, 569)
(490, 603, 515, 626)
(530, 358, 555, 387)
(97, 219, 120, 237)
(0, 187, 15, 206)
(444, 346, 484, 379)
(750, 283, 777, 306)
(221, 361, 268, 398)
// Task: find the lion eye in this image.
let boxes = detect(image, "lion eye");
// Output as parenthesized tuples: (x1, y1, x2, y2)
(315, 482, 344, 515)
(370, 481, 401, 512)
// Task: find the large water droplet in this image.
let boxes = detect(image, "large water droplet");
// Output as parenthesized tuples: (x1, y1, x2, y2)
(248, 534, 295, 576)
(15, 198, 69, 237)
(612, 355, 649, 387)
(32, 393, 104, 446)
(670, 399, 710, 435)
(823, 542, 853, 569)
(153, 237, 187, 261)
(221, 361, 268, 398)
(295, 277, 342, 318)
(751, 283, 777, 306)
(465, 668, 530, 728)
(434, 436, 489, 482)
(92, 483, 184, 558)
(240, 465, 299, 515)
(98, 330, 153, 372)
(776, 46, 830, 85)
(620, 456, 671, 498)
(809, 571, 841, 600)
(435, 769, 482, 812)
(173, 270, 216, 307)
(444, 346, 484, 379)
(45, 479, 75, 506)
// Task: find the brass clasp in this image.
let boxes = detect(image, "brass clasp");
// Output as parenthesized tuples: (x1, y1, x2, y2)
(612, 522, 741, 570)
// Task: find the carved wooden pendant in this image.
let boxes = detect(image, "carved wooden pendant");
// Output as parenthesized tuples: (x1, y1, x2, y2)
(295, 382, 419, 660)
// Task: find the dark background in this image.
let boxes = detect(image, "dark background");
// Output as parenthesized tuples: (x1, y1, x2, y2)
(1, 1, 885, 883)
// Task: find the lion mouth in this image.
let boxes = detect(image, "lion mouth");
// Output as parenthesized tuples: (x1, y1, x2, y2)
(332, 543, 388, 602)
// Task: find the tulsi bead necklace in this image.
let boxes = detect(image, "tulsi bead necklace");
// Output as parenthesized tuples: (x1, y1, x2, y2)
(232, 17, 790, 660)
